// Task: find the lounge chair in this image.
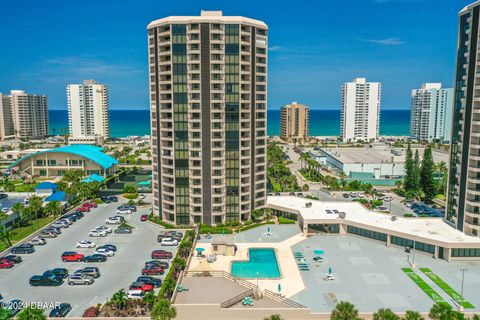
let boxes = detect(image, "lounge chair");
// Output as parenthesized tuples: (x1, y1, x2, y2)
(177, 284, 189, 292)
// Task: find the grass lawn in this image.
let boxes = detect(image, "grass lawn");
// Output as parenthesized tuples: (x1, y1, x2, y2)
(402, 268, 449, 306)
(0, 216, 55, 252)
(269, 177, 282, 192)
(420, 268, 475, 309)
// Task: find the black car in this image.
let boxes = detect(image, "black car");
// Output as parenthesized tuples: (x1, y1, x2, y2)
(83, 254, 107, 263)
(49, 303, 72, 318)
(109, 196, 118, 202)
(62, 214, 77, 222)
(98, 244, 117, 252)
(11, 244, 34, 254)
(101, 196, 111, 204)
(3, 255, 22, 264)
(43, 268, 69, 279)
(29, 275, 63, 287)
(73, 211, 84, 218)
(136, 276, 162, 288)
(145, 260, 169, 269)
(114, 227, 132, 234)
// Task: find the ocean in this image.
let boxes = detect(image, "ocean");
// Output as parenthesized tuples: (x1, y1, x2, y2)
(49, 109, 411, 138)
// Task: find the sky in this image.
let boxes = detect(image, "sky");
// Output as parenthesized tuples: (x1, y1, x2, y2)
(0, 0, 473, 110)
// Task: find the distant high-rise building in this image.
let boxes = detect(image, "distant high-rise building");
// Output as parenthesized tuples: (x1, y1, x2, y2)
(147, 11, 268, 225)
(447, 1, 480, 238)
(67, 80, 110, 141)
(10, 90, 49, 139)
(280, 102, 309, 142)
(340, 78, 381, 143)
(0, 93, 15, 141)
(410, 83, 453, 143)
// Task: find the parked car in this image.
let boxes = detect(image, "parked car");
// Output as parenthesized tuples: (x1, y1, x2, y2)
(43, 268, 69, 279)
(127, 289, 145, 299)
(313, 256, 324, 262)
(95, 225, 112, 234)
(11, 244, 34, 254)
(61, 252, 85, 262)
(29, 275, 63, 286)
(105, 216, 123, 225)
(73, 211, 84, 218)
(3, 255, 22, 264)
(59, 218, 73, 225)
(52, 221, 68, 229)
(326, 274, 335, 281)
(114, 227, 132, 234)
(136, 276, 162, 288)
(0, 260, 13, 269)
(101, 196, 111, 204)
(68, 274, 94, 286)
(145, 260, 169, 269)
(151, 250, 173, 259)
(141, 265, 164, 276)
(74, 267, 100, 278)
(28, 236, 46, 246)
(62, 214, 77, 223)
(109, 196, 118, 202)
(383, 196, 393, 202)
(76, 240, 96, 248)
(44, 227, 62, 235)
(49, 303, 72, 317)
(129, 281, 154, 292)
(140, 214, 148, 221)
(89, 229, 107, 237)
(116, 208, 132, 214)
(138, 194, 146, 199)
(98, 244, 117, 252)
(77, 206, 90, 213)
(83, 254, 107, 263)
(94, 248, 115, 257)
(160, 237, 178, 246)
(40, 231, 57, 238)
(83, 201, 97, 208)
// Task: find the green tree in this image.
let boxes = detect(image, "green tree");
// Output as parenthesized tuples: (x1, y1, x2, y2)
(143, 291, 157, 310)
(28, 196, 43, 221)
(373, 308, 400, 320)
(300, 153, 310, 170)
(151, 299, 177, 320)
(403, 311, 424, 320)
(264, 315, 284, 320)
(330, 301, 361, 320)
(428, 304, 464, 320)
(110, 289, 128, 310)
(124, 185, 137, 194)
(413, 149, 421, 195)
(17, 307, 46, 320)
(404, 143, 415, 192)
(251, 209, 263, 222)
(2, 179, 15, 192)
(0, 307, 13, 320)
(44, 200, 63, 218)
(0, 220, 12, 248)
(420, 146, 436, 204)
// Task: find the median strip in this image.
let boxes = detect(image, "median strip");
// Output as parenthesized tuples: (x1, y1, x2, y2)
(401, 268, 448, 306)
(419, 268, 474, 309)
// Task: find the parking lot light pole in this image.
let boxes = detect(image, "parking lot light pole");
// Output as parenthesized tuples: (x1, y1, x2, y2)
(459, 268, 467, 312)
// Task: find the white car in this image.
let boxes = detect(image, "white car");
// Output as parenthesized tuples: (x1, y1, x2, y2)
(89, 229, 107, 237)
(94, 248, 115, 257)
(326, 274, 335, 281)
(138, 194, 146, 200)
(105, 216, 123, 225)
(76, 240, 96, 248)
(116, 208, 132, 215)
(383, 196, 393, 202)
(160, 237, 178, 246)
(127, 289, 145, 299)
(28, 236, 46, 246)
(59, 218, 73, 225)
(95, 225, 112, 234)
(52, 221, 69, 228)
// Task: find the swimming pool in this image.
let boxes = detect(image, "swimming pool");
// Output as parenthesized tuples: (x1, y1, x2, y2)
(231, 248, 281, 279)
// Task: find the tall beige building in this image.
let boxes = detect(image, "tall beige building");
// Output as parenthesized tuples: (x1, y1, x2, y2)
(0, 93, 15, 141)
(147, 11, 268, 225)
(280, 101, 309, 142)
(10, 90, 49, 139)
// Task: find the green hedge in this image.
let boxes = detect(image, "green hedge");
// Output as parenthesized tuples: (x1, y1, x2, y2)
(239, 221, 275, 232)
(198, 224, 233, 234)
(278, 217, 296, 224)
(148, 214, 191, 229)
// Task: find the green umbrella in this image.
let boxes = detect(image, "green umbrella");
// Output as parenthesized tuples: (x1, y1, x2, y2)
(328, 267, 332, 274)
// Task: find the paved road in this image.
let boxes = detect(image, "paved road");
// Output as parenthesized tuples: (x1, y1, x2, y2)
(0, 197, 177, 317)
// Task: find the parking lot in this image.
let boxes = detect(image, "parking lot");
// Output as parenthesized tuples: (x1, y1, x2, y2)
(0, 197, 178, 317)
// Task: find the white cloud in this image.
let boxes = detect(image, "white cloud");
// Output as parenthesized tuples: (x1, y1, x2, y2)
(363, 37, 406, 45)
(268, 46, 283, 52)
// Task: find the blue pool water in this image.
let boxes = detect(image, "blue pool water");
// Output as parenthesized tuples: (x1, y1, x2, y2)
(231, 248, 281, 279)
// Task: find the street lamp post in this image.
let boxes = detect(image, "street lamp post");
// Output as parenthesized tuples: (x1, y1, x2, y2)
(459, 268, 467, 311)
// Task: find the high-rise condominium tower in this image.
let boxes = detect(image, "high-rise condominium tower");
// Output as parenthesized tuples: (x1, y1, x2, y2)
(447, 1, 480, 237)
(147, 11, 268, 225)
(410, 83, 453, 143)
(10, 90, 49, 139)
(67, 80, 110, 141)
(340, 78, 381, 143)
(0, 93, 15, 141)
(280, 101, 309, 142)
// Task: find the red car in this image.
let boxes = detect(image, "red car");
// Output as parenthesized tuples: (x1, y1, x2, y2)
(141, 265, 164, 276)
(83, 202, 97, 208)
(77, 206, 90, 213)
(140, 214, 148, 222)
(129, 281, 154, 292)
(151, 250, 173, 260)
(61, 251, 85, 262)
(0, 260, 13, 269)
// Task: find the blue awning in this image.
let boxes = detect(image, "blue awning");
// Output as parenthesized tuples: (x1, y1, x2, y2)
(35, 182, 58, 191)
(81, 173, 105, 183)
(45, 191, 66, 202)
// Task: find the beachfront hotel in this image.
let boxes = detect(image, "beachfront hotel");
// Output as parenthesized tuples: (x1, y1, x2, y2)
(340, 77, 381, 143)
(147, 11, 268, 225)
(410, 83, 453, 143)
(280, 101, 309, 143)
(7, 90, 49, 139)
(67, 80, 110, 145)
(447, 1, 480, 238)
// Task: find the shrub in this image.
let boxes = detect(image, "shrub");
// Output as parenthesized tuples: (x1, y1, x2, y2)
(123, 193, 138, 200)
(278, 217, 296, 224)
(199, 224, 233, 234)
(239, 221, 275, 232)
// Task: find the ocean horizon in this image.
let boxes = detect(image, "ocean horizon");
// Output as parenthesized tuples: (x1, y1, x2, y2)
(49, 109, 411, 138)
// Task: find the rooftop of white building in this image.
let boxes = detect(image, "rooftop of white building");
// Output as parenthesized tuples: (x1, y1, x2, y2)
(267, 196, 480, 246)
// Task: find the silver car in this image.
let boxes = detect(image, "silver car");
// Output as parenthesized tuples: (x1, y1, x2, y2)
(68, 274, 94, 285)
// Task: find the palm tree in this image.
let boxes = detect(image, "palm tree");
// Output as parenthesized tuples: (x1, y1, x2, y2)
(428, 304, 459, 320)
(45, 200, 63, 218)
(143, 291, 156, 310)
(300, 153, 310, 170)
(403, 311, 424, 320)
(110, 289, 128, 310)
(17, 307, 46, 320)
(330, 301, 361, 320)
(151, 299, 177, 320)
(264, 315, 284, 320)
(373, 308, 400, 320)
